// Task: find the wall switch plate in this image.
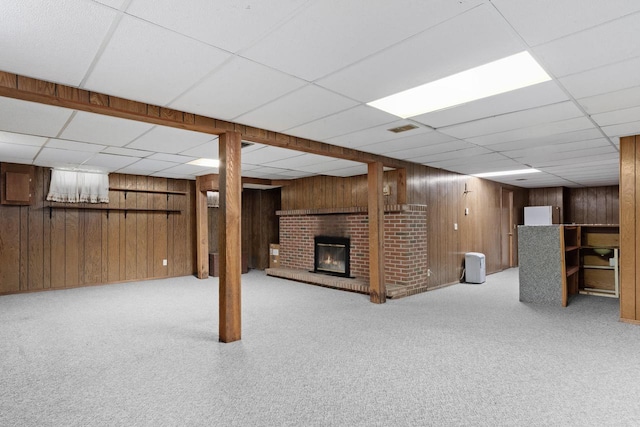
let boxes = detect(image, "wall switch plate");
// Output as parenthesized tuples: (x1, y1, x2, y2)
(454, 223, 458, 231)
(163, 259, 167, 266)
(465, 208, 469, 215)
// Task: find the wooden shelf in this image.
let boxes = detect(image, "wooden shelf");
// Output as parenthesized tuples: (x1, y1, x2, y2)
(109, 187, 187, 201)
(47, 204, 181, 218)
(109, 187, 187, 195)
(566, 265, 580, 276)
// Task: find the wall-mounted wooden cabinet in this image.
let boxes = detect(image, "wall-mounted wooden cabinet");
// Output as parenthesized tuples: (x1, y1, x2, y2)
(1, 163, 35, 205)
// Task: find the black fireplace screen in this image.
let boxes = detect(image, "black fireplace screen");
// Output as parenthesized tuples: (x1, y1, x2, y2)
(314, 236, 350, 278)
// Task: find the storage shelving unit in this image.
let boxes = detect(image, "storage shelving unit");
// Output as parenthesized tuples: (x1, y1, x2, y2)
(560, 225, 580, 307)
(580, 225, 620, 298)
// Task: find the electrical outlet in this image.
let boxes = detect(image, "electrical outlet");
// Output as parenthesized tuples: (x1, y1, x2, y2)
(465, 208, 469, 216)
(427, 269, 432, 277)
(162, 259, 167, 266)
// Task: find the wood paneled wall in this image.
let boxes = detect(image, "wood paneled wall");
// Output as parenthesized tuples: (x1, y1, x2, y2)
(208, 188, 280, 270)
(567, 186, 619, 225)
(528, 187, 567, 223)
(280, 165, 528, 288)
(0, 168, 196, 295)
(528, 186, 619, 225)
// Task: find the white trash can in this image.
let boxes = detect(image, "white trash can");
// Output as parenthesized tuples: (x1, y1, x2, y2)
(465, 252, 486, 284)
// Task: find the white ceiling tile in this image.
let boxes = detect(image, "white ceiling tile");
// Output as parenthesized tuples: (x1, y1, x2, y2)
(84, 15, 231, 106)
(46, 139, 105, 153)
(465, 117, 596, 146)
(519, 146, 618, 167)
(34, 148, 95, 166)
(483, 128, 605, 151)
(533, 152, 619, 168)
(126, 0, 310, 53)
(578, 86, 640, 115)
(101, 146, 153, 157)
(293, 159, 362, 174)
(558, 56, 640, 99)
(241, 146, 305, 166)
(0, 97, 72, 137)
(534, 12, 640, 78)
(235, 85, 358, 132)
(127, 126, 216, 154)
(492, 0, 640, 46)
(503, 138, 611, 158)
(388, 140, 474, 161)
(119, 158, 178, 173)
(0, 131, 47, 147)
(82, 153, 140, 170)
(178, 138, 220, 158)
(413, 146, 493, 164)
(358, 132, 459, 156)
(161, 164, 218, 176)
(602, 121, 640, 138)
(592, 106, 640, 127)
(413, 81, 569, 128)
(146, 153, 196, 163)
(285, 106, 398, 141)
(170, 56, 307, 121)
(438, 102, 583, 140)
(0, 1, 117, 86)
(324, 121, 434, 149)
(264, 153, 333, 169)
(94, 0, 126, 9)
(61, 111, 153, 147)
(0, 142, 40, 161)
(317, 4, 524, 102)
(242, 0, 484, 81)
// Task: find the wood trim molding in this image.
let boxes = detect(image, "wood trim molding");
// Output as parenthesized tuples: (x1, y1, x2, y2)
(0, 70, 408, 169)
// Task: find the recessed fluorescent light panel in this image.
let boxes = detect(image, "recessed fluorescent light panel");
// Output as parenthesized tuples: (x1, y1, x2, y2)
(187, 158, 220, 168)
(367, 51, 551, 118)
(473, 168, 540, 178)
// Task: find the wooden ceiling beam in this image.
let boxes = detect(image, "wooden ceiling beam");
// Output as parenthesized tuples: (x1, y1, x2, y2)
(0, 70, 409, 169)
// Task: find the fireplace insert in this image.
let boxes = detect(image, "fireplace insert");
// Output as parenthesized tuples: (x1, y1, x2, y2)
(313, 236, 351, 278)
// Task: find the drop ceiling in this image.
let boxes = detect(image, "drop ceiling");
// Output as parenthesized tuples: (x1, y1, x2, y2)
(1, 0, 639, 188)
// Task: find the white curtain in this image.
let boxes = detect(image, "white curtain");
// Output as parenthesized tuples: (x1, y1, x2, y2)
(46, 169, 109, 203)
(207, 191, 219, 208)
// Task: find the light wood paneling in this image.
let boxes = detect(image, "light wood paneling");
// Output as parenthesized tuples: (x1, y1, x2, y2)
(619, 136, 636, 321)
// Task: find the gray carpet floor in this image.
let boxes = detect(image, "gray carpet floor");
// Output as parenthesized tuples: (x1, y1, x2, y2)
(2, 268, 640, 426)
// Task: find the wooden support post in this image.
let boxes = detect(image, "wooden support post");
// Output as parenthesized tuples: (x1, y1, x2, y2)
(397, 168, 407, 205)
(368, 162, 386, 304)
(195, 175, 209, 279)
(620, 135, 638, 323)
(219, 131, 242, 342)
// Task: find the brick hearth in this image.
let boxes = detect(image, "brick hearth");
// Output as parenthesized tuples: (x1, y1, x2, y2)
(270, 204, 428, 298)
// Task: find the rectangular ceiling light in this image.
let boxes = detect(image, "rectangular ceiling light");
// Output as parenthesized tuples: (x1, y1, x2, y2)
(187, 158, 220, 168)
(367, 51, 551, 119)
(473, 168, 540, 178)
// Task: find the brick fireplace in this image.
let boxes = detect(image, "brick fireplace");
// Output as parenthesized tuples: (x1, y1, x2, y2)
(272, 204, 428, 298)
